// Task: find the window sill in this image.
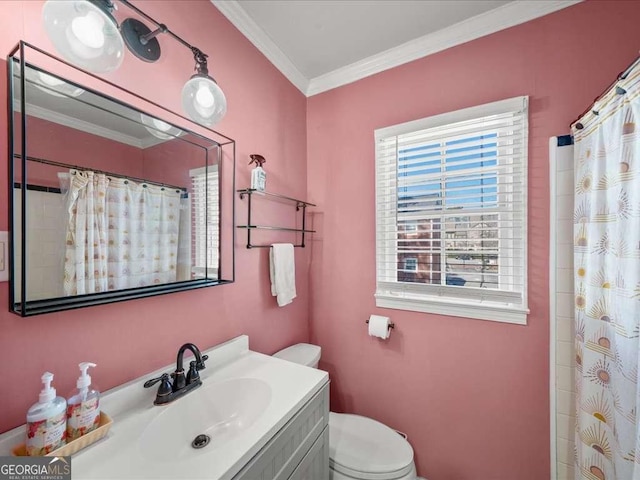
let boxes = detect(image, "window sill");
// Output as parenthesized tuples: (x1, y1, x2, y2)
(375, 293, 528, 325)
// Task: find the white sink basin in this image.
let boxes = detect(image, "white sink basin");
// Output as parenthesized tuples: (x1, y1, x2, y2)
(139, 378, 272, 462)
(0, 336, 329, 480)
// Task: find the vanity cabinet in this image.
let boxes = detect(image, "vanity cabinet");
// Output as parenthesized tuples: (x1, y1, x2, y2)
(232, 382, 329, 480)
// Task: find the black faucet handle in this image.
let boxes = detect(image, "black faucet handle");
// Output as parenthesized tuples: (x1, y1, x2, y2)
(144, 373, 173, 399)
(144, 373, 168, 388)
(198, 354, 209, 370)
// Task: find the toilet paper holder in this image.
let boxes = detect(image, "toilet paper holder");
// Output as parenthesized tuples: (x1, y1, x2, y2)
(365, 318, 395, 329)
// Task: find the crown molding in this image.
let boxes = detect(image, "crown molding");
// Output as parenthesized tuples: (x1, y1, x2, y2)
(213, 0, 581, 97)
(211, 0, 309, 94)
(307, 0, 582, 96)
(14, 100, 146, 148)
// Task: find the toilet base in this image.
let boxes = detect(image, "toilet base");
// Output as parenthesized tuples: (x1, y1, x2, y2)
(330, 463, 417, 480)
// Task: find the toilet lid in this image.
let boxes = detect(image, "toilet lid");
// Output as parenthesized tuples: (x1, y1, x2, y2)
(329, 413, 414, 480)
(273, 344, 321, 367)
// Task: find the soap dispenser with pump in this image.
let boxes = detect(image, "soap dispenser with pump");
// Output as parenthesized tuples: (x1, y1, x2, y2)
(66, 362, 101, 441)
(26, 372, 67, 456)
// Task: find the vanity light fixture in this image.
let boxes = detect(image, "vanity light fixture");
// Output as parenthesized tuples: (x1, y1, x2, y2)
(41, 0, 227, 127)
(181, 48, 227, 127)
(139, 113, 182, 140)
(42, 0, 125, 73)
(28, 70, 85, 98)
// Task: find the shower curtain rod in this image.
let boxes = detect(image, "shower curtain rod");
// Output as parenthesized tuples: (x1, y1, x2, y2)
(13, 154, 187, 192)
(572, 53, 640, 128)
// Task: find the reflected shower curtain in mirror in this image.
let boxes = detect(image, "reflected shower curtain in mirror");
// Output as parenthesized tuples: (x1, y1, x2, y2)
(63, 170, 108, 295)
(573, 64, 640, 480)
(63, 170, 182, 295)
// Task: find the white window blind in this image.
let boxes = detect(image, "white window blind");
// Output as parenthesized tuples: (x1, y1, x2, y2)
(375, 97, 529, 324)
(190, 166, 219, 278)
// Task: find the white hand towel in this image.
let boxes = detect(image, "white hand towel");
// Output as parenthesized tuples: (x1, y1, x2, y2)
(269, 243, 296, 307)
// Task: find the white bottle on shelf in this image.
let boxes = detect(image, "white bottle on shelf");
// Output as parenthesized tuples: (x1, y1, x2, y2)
(249, 154, 267, 191)
(66, 362, 101, 441)
(251, 165, 267, 191)
(26, 372, 67, 456)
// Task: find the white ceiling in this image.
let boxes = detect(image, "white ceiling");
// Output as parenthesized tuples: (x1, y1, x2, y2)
(212, 0, 581, 96)
(235, 0, 510, 79)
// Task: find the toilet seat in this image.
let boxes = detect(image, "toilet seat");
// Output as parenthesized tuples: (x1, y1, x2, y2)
(329, 412, 414, 480)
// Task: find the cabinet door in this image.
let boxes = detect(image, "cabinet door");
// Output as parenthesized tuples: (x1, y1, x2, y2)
(232, 384, 329, 480)
(288, 426, 329, 480)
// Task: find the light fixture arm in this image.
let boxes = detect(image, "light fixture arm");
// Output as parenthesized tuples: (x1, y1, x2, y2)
(118, 0, 197, 51)
(192, 47, 209, 76)
(140, 24, 167, 46)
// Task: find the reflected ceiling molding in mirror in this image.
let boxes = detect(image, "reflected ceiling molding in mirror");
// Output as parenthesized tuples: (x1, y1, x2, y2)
(7, 41, 236, 317)
(41, 0, 227, 127)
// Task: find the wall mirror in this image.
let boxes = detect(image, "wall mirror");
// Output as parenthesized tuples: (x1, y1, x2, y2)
(8, 42, 235, 316)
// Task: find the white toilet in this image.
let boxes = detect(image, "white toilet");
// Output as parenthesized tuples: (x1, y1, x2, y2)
(274, 343, 419, 480)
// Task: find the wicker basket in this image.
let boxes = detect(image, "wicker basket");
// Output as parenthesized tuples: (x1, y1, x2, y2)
(12, 412, 113, 457)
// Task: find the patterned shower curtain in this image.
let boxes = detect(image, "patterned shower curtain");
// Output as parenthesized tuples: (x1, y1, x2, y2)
(63, 170, 109, 295)
(573, 63, 640, 480)
(64, 170, 182, 295)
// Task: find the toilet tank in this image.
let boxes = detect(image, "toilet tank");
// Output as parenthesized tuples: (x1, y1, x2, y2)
(273, 343, 321, 368)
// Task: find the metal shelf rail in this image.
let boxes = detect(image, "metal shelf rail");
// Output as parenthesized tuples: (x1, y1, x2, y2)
(237, 189, 315, 248)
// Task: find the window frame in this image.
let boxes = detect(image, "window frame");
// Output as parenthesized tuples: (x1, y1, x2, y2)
(374, 97, 529, 325)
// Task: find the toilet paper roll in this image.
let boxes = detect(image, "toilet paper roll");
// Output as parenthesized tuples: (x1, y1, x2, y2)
(368, 315, 391, 339)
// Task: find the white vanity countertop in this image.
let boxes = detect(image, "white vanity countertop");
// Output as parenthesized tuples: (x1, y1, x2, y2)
(0, 336, 329, 480)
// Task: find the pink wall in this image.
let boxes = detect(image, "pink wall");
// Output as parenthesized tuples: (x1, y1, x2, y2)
(0, 0, 309, 432)
(15, 114, 144, 187)
(142, 138, 203, 189)
(3, 0, 640, 477)
(306, 1, 640, 479)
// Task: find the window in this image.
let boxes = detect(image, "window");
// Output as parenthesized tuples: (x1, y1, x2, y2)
(404, 258, 418, 272)
(375, 97, 529, 324)
(190, 166, 219, 278)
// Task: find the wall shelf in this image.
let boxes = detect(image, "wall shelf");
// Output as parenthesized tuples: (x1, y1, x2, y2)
(237, 189, 315, 248)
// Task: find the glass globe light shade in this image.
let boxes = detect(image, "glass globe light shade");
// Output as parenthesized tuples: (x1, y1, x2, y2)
(42, 0, 125, 73)
(140, 113, 182, 140)
(181, 75, 227, 127)
(27, 69, 84, 98)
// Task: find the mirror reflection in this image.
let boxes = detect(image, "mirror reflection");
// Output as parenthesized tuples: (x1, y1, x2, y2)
(10, 60, 231, 315)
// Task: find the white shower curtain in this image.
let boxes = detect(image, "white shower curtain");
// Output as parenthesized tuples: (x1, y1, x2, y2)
(105, 177, 182, 290)
(63, 170, 109, 295)
(573, 63, 640, 479)
(63, 170, 182, 295)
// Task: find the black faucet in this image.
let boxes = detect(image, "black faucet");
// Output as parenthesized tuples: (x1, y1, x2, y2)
(144, 343, 209, 405)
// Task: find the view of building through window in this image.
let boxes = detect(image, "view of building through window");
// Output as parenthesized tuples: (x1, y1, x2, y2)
(396, 133, 500, 289)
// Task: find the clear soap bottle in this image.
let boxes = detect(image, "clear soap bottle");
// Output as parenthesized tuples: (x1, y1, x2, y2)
(66, 362, 101, 441)
(26, 372, 67, 456)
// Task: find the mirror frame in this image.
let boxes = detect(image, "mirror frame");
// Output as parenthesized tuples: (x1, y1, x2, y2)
(7, 41, 236, 316)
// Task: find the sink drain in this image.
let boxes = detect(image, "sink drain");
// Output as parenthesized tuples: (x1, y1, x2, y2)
(192, 434, 211, 449)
